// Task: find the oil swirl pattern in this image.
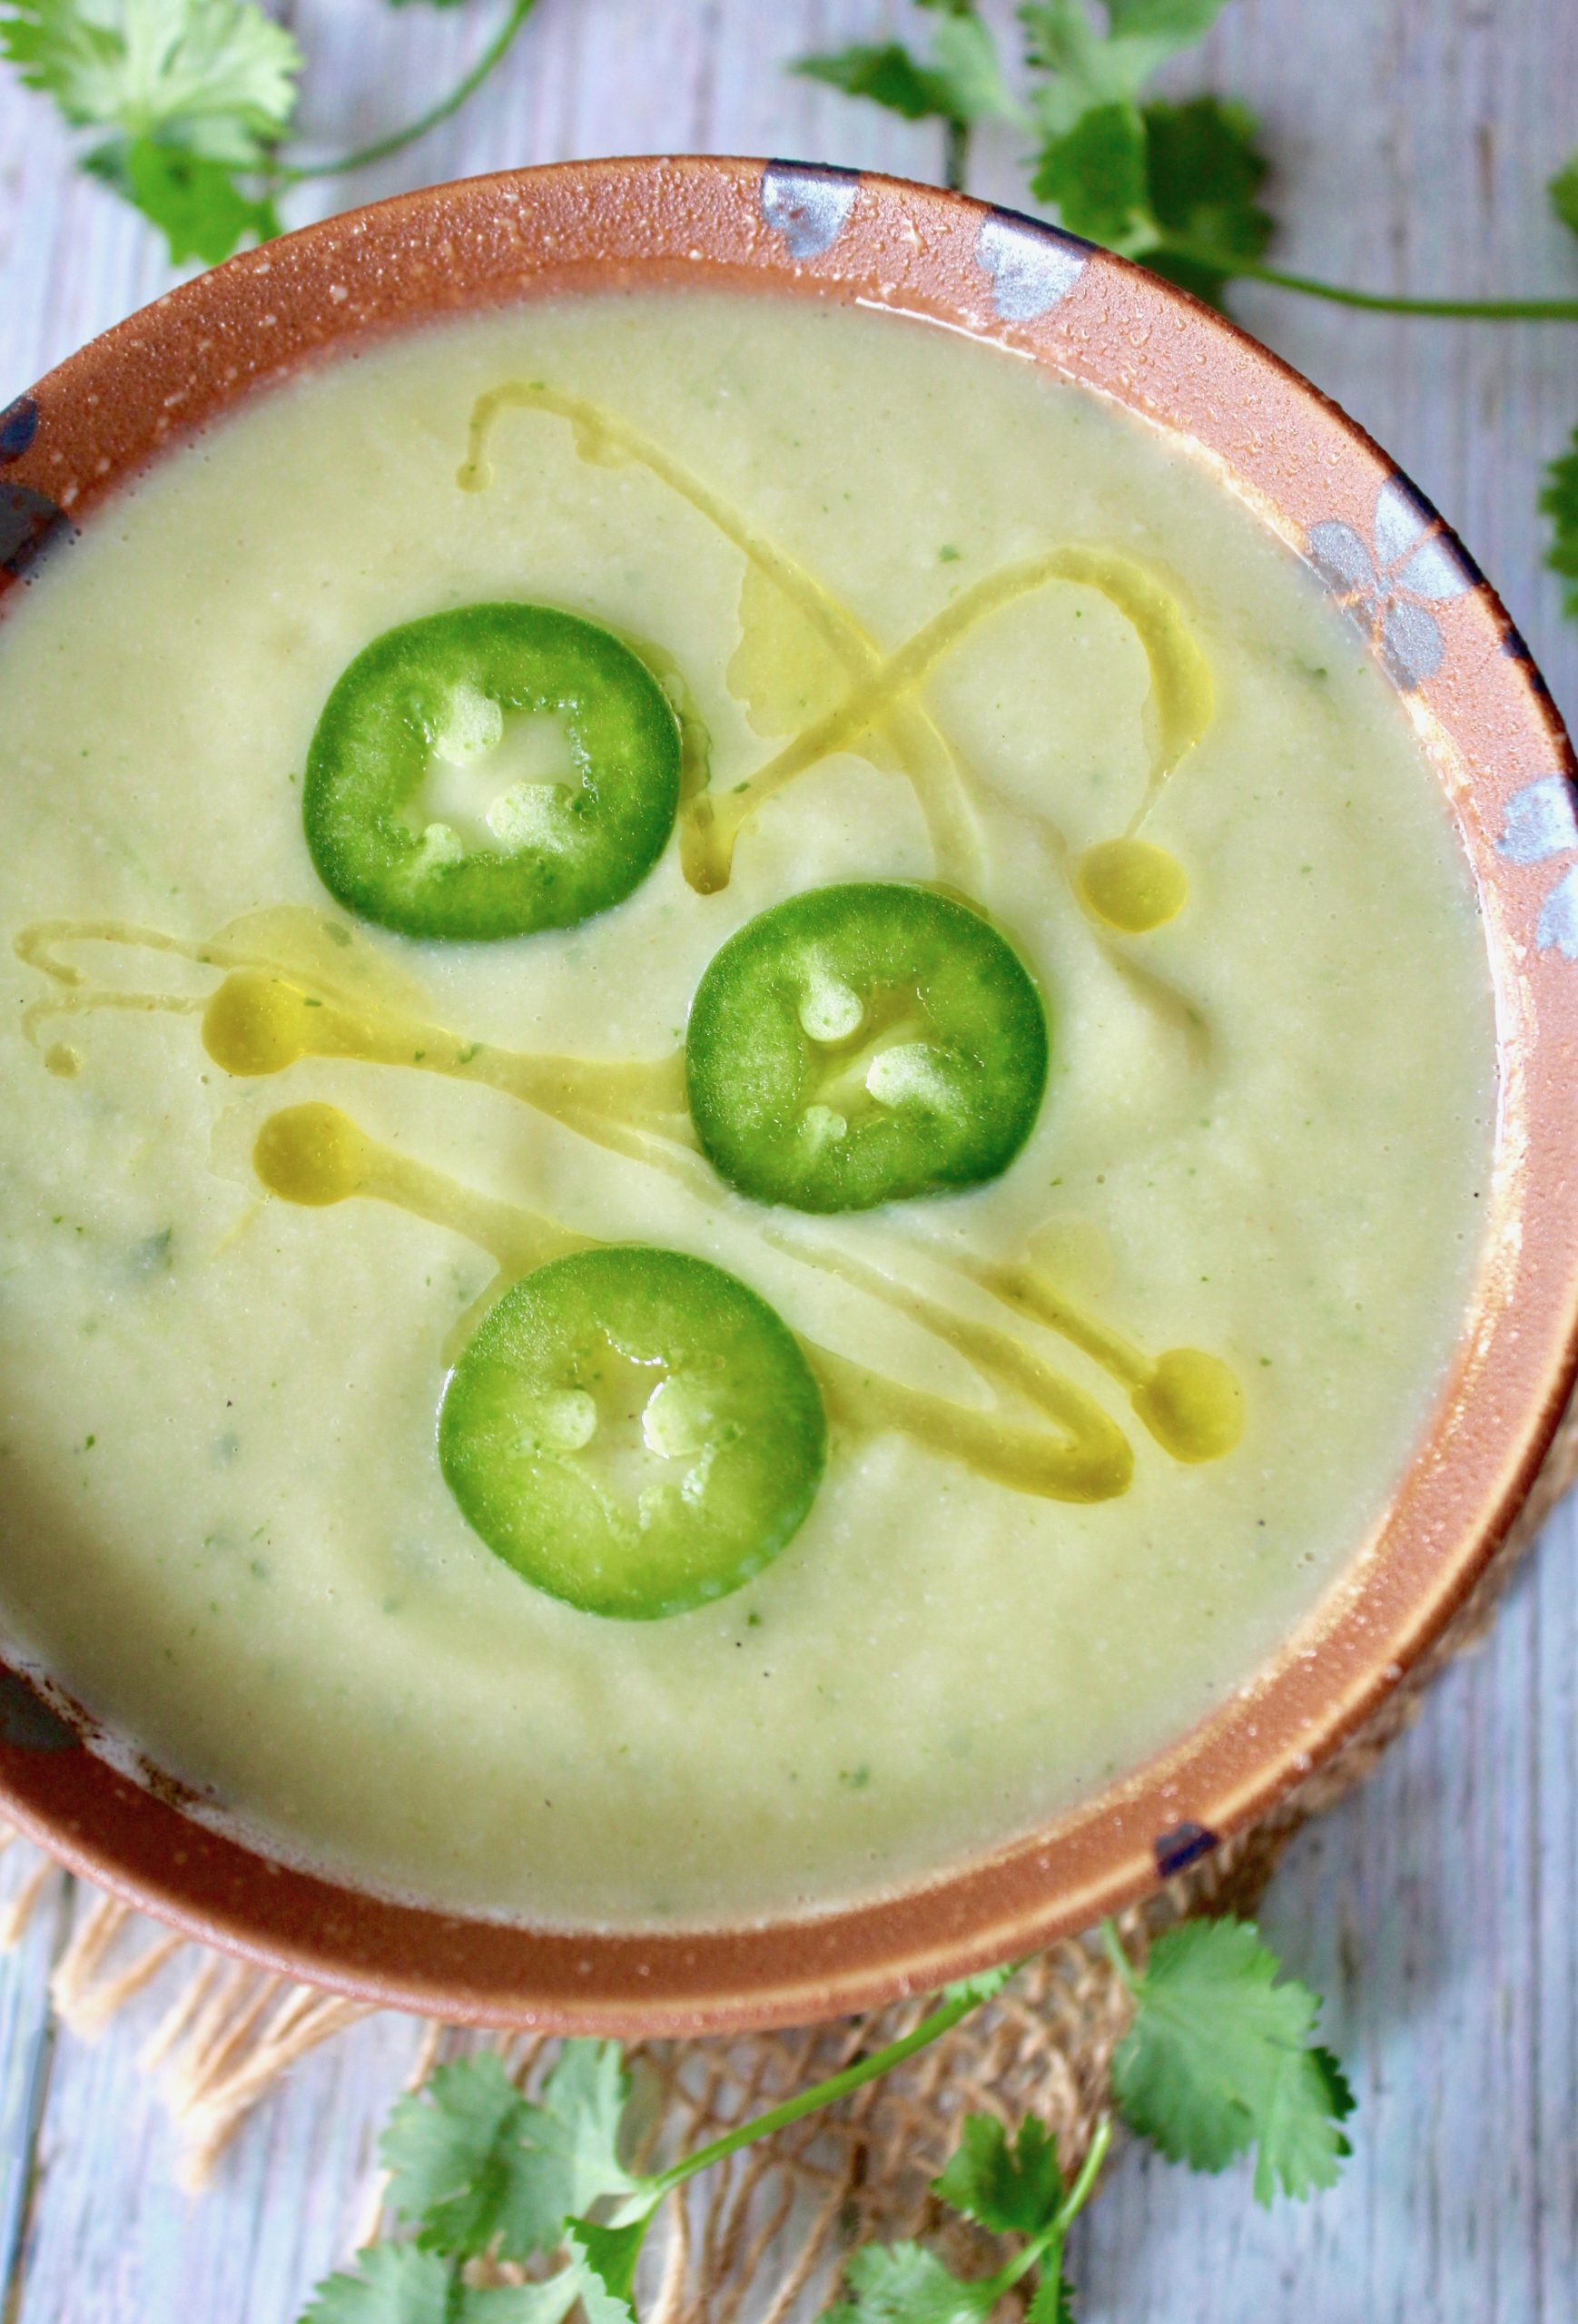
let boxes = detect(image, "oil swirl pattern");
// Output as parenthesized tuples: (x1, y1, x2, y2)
(17, 380, 1243, 1558)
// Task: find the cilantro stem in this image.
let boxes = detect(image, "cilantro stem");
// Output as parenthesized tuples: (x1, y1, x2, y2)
(981, 2116, 1115, 2304)
(1055, 2109, 1113, 2230)
(944, 118, 971, 194)
(647, 1981, 989, 2195)
(992, 2231, 1056, 2297)
(1158, 241, 1578, 320)
(1099, 1917, 1138, 1994)
(278, 0, 539, 185)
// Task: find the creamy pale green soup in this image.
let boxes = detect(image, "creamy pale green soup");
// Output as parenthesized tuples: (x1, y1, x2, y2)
(0, 290, 1493, 1926)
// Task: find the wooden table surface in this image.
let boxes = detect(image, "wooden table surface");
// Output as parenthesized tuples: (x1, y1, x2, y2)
(1, 2, 1575, 2316)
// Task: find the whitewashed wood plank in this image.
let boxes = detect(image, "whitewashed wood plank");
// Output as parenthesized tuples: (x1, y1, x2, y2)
(1068, 1529, 1578, 2324)
(11, 1985, 420, 2324)
(285, 0, 951, 224)
(0, 1857, 71, 2311)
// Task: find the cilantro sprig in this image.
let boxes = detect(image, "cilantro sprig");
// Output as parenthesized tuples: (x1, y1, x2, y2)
(1, 0, 300, 261)
(1543, 433, 1578, 624)
(0, 0, 541, 266)
(795, 0, 1020, 192)
(797, 0, 1271, 280)
(303, 1974, 1013, 2323)
(826, 2117, 1110, 2324)
(798, 1, 1578, 623)
(798, 1, 1578, 319)
(300, 1924, 1349, 2324)
(1102, 1916, 1354, 2204)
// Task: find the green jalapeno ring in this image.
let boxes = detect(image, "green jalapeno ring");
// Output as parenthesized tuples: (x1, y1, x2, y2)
(439, 1245, 827, 1620)
(303, 603, 682, 941)
(685, 881, 1050, 1214)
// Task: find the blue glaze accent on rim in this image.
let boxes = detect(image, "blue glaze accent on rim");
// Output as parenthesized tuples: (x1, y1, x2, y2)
(0, 1672, 77, 1755)
(0, 397, 38, 463)
(975, 210, 1090, 321)
(0, 481, 73, 580)
(1153, 1820, 1218, 1877)
(759, 162, 859, 261)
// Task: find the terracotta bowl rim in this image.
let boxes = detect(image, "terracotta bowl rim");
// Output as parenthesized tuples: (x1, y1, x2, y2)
(0, 153, 1573, 2034)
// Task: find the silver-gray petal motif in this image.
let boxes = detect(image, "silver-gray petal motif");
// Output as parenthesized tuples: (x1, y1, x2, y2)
(1497, 774, 1578, 866)
(1381, 598, 1445, 687)
(1306, 520, 1377, 597)
(975, 215, 1086, 321)
(1537, 863, 1578, 960)
(1372, 478, 1432, 566)
(1305, 478, 1473, 692)
(1496, 773, 1578, 961)
(759, 165, 857, 261)
(1393, 534, 1474, 602)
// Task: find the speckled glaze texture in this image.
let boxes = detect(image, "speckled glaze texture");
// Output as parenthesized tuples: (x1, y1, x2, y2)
(0, 157, 1573, 2034)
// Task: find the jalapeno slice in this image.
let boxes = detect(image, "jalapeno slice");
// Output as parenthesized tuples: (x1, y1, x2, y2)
(685, 883, 1049, 1213)
(439, 1246, 826, 1619)
(303, 605, 681, 940)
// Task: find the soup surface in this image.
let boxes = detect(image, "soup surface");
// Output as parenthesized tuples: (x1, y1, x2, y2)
(0, 290, 1494, 1926)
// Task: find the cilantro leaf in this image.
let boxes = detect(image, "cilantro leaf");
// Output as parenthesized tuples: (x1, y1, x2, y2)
(1021, 0, 1229, 138)
(301, 2246, 455, 2324)
(1110, 1918, 1355, 2203)
(794, 6, 1018, 132)
(825, 2240, 997, 2324)
(942, 1961, 1018, 2006)
(1019, 5, 1269, 308)
(119, 134, 277, 262)
(1026, 2267, 1077, 2324)
(923, 11, 1020, 124)
(794, 44, 959, 123)
(1031, 99, 1150, 247)
(0, 0, 300, 162)
(1, 0, 300, 261)
(1540, 426, 1578, 618)
(529, 2037, 639, 2221)
(383, 2053, 546, 2259)
(1551, 152, 1578, 238)
(1027, 74, 1271, 303)
(932, 2113, 1063, 2238)
(563, 2217, 648, 2324)
(1105, 0, 1227, 36)
(1252, 2043, 1357, 2206)
(299, 2241, 575, 2324)
(1140, 95, 1272, 305)
(381, 2043, 636, 2265)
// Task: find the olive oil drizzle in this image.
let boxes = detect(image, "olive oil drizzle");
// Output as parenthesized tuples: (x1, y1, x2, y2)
(16, 911, 695, 1166)
(941, 1247, 1244, 1463)
(460, 382, 1211, 939)
(251, 1099, 1133, 1504)
(685, 546, 1213, 903)
(16, 389, 1244, 1524)
(461, 379, 986, 896)
(15, 910, 1243, 1472)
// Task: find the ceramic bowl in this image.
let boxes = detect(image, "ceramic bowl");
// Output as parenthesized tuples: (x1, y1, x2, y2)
(1, 156, 1574, 2034)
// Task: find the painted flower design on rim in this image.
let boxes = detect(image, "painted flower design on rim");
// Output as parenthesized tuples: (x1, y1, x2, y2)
(1496, 771, 1578, 960)
(1306, 477, 1474, 689)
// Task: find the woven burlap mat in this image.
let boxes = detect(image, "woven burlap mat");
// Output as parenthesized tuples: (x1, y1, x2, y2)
(3, 1396, 1573, 2316)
